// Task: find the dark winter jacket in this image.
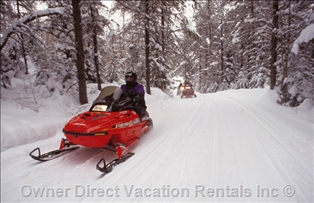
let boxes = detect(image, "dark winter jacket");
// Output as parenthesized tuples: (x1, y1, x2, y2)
(121, 82, 147, 116)
(121, 83, 145, 99)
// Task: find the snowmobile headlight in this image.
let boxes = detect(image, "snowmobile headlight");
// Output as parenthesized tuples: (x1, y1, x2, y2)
(186, 86, 191, 89)
(91, 105, 108, 112)
(180, 87, 185, 90)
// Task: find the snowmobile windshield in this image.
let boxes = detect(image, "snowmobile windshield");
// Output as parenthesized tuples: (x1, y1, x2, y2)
(112, 88, 123, 101)
(90, 86, 120, 112)
(93, 86, 120, 102)
(106, 88, 133, 112)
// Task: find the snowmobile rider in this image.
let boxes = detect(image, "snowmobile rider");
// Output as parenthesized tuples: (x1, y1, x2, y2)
(184, 80, 193, 87)
(121, 71, 149, 121)
(177, 83, 183, 95)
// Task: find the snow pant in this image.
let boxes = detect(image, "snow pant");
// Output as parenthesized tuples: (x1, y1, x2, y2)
(133, 100, 147, 119)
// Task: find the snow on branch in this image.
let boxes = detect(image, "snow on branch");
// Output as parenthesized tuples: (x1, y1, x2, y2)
(0, 7, 65, 51)
(291, 24, 314, 55)
(116, 1, 151, 21)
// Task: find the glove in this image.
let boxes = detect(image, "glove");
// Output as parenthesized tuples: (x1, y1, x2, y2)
(134, 95, 141, 102)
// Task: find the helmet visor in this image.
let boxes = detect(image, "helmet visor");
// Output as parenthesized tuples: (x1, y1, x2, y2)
(126, 76, 134, 82)
(125, 73, 134, 82)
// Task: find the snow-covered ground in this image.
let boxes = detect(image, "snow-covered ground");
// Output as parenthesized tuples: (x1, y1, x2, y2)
(1, 82, 313, 203)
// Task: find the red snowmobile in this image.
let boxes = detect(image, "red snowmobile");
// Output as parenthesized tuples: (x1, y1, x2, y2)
(29, 86, 153, 174)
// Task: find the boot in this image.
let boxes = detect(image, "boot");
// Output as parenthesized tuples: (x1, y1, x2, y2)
(141, 111, 150, 121)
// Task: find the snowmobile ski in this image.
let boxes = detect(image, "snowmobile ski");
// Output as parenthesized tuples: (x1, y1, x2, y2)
(96, 152, 135, 174)
(29, 146, 79, 161)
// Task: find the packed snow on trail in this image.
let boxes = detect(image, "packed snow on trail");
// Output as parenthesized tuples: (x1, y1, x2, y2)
(1, 83, 313, 203)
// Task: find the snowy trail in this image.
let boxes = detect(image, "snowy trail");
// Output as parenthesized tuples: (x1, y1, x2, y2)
(1, 89, 313, 202)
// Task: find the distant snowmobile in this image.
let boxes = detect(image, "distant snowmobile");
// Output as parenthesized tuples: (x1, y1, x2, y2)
(29, 86, 153, 175)
(181, 84, 197, 98)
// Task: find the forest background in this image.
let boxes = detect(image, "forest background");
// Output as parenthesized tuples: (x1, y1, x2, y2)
(1, 0, 313, 108)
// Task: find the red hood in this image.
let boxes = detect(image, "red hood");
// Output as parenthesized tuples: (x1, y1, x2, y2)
(63, 110, 139, 134)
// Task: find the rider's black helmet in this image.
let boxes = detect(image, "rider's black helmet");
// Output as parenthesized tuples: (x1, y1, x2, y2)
(125, 71, 137, 86)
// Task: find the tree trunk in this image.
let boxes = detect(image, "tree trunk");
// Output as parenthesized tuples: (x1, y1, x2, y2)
(206, 0, 212, 63)
(145, 0, 151, 94)
(161, 0, 165, 57)
(72, 0, 88, 104)
(91, 5, 102, 91)
(249, 0, 255, 72)
(270, 0, 279, 90)
(220, 18, 224, 74)
(16, 0, 29, 74)
(203, 0, 212, 92)
(281, 0, 291, 100)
